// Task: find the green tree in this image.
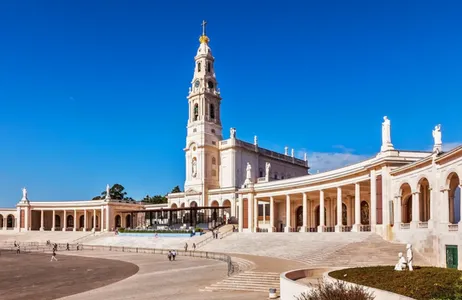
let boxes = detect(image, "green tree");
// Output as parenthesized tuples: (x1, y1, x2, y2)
(141, 194, 168, 204)
(92, 183, 129, 200)
(171, 185, 182, 193)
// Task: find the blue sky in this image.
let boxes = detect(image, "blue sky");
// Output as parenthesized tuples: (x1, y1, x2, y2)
(0, 1, 461, 206)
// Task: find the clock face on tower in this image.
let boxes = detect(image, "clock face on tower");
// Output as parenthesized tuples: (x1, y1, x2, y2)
(194, 80, 200, 88)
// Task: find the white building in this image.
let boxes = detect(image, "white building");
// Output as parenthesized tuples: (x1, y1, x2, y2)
(2, 22, 461, 270)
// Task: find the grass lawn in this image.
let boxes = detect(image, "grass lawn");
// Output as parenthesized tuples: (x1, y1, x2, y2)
(329, 266, 462, 300)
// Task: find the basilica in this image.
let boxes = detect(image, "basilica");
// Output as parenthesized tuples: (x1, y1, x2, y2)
(1, 23, 461, 270)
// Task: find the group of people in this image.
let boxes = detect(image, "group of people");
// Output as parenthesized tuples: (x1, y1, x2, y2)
(394, 244, 414, 271)
(184, 242, 196, 252)
(167, 250, 177, 261)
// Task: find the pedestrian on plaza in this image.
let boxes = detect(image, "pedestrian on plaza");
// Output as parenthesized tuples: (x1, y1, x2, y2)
(50, 248, 58, 262)
(16, 245, 20, 254)
(66, 243, 70, 251)
(192, 243, 196, 251)
(184, 242, 188, 252)
(168, 251, 172, 261)
(172, 250, 177, 261)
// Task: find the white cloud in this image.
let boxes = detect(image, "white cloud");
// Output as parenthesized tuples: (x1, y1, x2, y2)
(297, 147, 370, 174)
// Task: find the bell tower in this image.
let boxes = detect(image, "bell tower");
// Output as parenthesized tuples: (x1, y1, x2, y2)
(184, 20, 222, 202)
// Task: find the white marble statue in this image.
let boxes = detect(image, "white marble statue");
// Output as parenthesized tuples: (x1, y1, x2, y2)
(254, 135, 258, 145)
(394, 252, 407, 271)
(105, 184, 111, 199)
(21, 187, 28, 201)
(284, 146, 288, 156)
(265, 162, 271, 176)
(192, 159, 197, 178)
(304, 152, 307, 162)
(406, 244, 413, 271)
(432, 124, 442, 147)
(230, 127, 236, 139)
(291, 149, 294, 157)
(246, 162, 252, 180)
(381, 116, 394, 151)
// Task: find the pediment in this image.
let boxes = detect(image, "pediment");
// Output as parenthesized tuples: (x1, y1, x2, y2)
(185, 188, 202, 195)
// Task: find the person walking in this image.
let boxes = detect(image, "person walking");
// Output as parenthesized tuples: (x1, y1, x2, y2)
(16, 245, 20, 255)
(192, 243, 196, 251)
(172, 250, 177, 261)
(184, 242, 188, 252)
(66, 243, 70, 251)
(50, 248, 58, 262)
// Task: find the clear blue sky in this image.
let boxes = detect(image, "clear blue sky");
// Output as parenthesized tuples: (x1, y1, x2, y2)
(1, 1, 461, 206)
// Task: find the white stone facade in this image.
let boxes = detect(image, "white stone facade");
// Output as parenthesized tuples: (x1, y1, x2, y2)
(3, 23, 461, 270)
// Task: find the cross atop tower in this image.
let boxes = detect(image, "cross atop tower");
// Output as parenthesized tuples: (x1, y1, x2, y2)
(201, 20, 207, 36)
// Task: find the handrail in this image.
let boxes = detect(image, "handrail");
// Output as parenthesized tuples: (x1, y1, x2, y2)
(0, 242, 240, 276)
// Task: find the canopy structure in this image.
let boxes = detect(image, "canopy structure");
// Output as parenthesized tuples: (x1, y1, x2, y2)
(125, 206, 232, 229)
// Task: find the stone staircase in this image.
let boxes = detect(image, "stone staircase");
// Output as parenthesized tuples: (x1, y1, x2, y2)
(203, 271, 279, 293)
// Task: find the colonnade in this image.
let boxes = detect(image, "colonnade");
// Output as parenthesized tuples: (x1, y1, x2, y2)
(239, 180, 375, 233)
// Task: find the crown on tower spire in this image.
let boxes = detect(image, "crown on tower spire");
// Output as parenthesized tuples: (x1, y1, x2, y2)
(199, 20, 210, 44)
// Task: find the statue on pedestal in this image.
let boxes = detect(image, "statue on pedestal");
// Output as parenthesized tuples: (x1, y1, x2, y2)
(21, 187, 28, 201)
(291, 149, 294, 158)
(394, 252, 407, 271)
(246, 162, 252, 182)
(381, 116, 394, 151)
(432, 124, 442, 152)
(265, 162, 271, 177)
(284, 147, 288, 156)
(406, 244, 414, 271)
(230, 127, 236, 139)
(254, 135, 258, 145)
(105, 184, 111, 199)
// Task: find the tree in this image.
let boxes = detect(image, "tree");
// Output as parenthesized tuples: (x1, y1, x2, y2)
(142, 194, 168, 204)
(93, 184, 129, 200)
(171, 185, 182, 193)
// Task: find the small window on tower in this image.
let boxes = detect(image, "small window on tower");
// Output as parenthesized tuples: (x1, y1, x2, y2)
(207, 62, 211, 72)
(212, 157, 216, 165)
(211, 129, 216, 133)
(208, 81, 214, 89)
(210, 104, 215, 119)
(194, 104, 199, 121)
(198, 62, 201, 72)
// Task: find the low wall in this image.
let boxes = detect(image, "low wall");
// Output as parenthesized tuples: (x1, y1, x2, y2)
(280, 269, 318, 300)
(323, 272, 415, 300)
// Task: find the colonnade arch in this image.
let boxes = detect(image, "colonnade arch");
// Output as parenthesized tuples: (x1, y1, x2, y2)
(6, 214, 14, 228)
(448, 172, 461, 224)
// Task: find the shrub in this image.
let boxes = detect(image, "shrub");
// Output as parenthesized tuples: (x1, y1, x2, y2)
(297, 279, 375, 300)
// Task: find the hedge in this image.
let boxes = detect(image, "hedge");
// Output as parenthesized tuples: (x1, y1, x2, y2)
(329, 266, 462, 300)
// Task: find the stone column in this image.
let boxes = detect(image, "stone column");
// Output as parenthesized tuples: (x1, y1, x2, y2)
(459, 185, 462, 228)
(40, 210, 44, 231)
(335, 187, 342, 232)
(370, 169, 377, 228)
(346, 196, 352, 226)
(101, 207, 104, 231)
(83, 209, 87, 232)
(352, 183, 361, 232)
(253, 197, 258, 231)
(394, 196, 402, 228)
(247, 194, 253, 232)
(269, 196, 274, 232)
(93, 209, 96, 231)
(105, 206, 110, 231)
(285, 194, 291, 232)
(318, 190, 325, 232)
(238, 195, 244, 232)
(441, 189, 449, 226)
(411, 192, 420, 229)
(301, 193, 308, 232)
(51, 210, 56, 231)
(73, 210, 77, 231)
(62, 210, 67, 231)
(24, 207, 29, 231)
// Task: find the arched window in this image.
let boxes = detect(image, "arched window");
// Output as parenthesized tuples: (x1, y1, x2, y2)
(207, 62, 211, 72)
(212, 157, 216, 165)
(360, 201, 370, 225)
(210, 104, 215, 119)
(197, 62, 201, 72)
(194, 104, 199, 121)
